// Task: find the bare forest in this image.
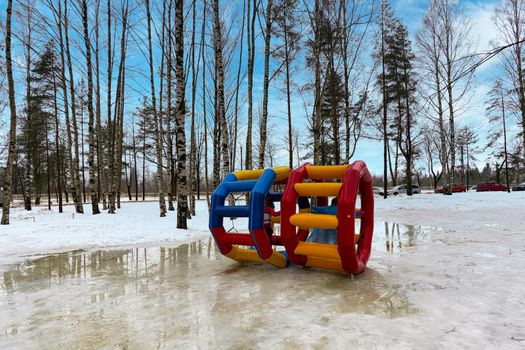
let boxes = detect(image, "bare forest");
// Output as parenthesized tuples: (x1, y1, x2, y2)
(1, 0, 525, 225)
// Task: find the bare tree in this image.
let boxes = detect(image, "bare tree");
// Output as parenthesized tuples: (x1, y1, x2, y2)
(213, 0, 230, 179)
(94, 0, 104, 208)
(2, 0, 17, 225)
(416, 4, 449, 179)
(81, 0, 100, 214)
(233, 1, 246, 171)
(54, 0, 83, 213)
(434, 0, 475, 182)
(174, 0, 189, 228)
(379, 0, 389, 198)
(145, 0, 166, 217)
(486, 79, 511, 192)
(165, 0, 175, 211)
(495, 0, 525, 169)
(258, 0, 273, 168)
(245, 0, 256, 170)
(313, 0, 321, 164)
(189, 0, 197, 216)
(64, 0, 84, 211)
(201, 0, 211, 208)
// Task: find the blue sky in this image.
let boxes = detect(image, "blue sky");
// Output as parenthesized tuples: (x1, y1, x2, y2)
(258, 0, 509, 175)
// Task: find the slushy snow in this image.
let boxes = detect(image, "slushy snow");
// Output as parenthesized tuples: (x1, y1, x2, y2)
(1, 191, 525, 348)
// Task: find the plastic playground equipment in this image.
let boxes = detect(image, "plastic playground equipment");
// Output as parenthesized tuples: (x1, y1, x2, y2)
(209, 166, 291, 268)
(209, 161, 374, 275)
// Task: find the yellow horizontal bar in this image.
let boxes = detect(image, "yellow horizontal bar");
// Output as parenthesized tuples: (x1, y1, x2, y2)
(305, 165, 349, 179)
(271, 215, 281, 224)
(233, 169, 265, 181)
(289, 213, 338, 229)
(225, 246, 263, 263)
(272, 166, 291, 181)
(305, 256, 344, 272)
(295, 183, 342, 197)
(295, 241, 340, 260)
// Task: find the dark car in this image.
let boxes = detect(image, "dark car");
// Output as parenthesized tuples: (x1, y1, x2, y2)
(512, 182, 525, 191)
(476, 182, 508, 192)
(435, 183, 467, 194)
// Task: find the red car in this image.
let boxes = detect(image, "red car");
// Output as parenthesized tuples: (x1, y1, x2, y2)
(476, 182, 508, 192)
(435, 183, 467, 193)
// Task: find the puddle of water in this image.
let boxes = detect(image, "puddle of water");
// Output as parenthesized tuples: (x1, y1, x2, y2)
(374, 221, 436, 254)
(0, 221, 433, 348)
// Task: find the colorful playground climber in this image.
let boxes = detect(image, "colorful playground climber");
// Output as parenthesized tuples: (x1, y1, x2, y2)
(209, 161, 374, 275)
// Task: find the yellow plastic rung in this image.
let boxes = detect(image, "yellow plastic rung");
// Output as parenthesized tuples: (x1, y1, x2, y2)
(305, 165, 349, 179)
(272, 166, 291, 181)
(271, 215, 281, 224)
(295, 241, 340, 260)
(233, 169, 265, 181)
(294, 183, 342, 197)
(290, 213, 338, 229)
(225, 246, 264, 263)
(225, 246, 287, 268)
(264, 250, 288, 268)
(305, 256, 344, 272)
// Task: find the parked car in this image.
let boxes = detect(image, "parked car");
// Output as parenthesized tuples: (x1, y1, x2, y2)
(388, 184, 421, 196)
(373, 187, 387, 196)
(435, 183, 467, 194)
(512, 182, 525, 191)
(476, 182, 508, 192)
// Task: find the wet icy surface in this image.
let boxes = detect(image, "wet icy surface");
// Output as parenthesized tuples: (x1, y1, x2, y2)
(1, 221, 524, 349)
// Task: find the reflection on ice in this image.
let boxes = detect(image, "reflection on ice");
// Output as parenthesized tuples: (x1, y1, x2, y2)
(376, 221, 435, 254)
(0, 223, 425, 348)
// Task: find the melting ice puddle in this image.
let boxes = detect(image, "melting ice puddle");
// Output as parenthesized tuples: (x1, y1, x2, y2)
(374, 221, 438, 254)
(0, 222, 433, 348)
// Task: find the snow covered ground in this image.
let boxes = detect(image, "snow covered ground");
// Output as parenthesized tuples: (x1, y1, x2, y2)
(1, 191, 523, 265)
(1, 191, 525, 348)
(0, 200, 212, 266)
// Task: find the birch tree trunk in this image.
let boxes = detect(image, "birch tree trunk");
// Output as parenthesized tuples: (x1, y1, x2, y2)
(105, 0, 113, 210)
(165, 1, 175, 211)
(2, 0, 17, 225)
(94, 0, 105, 208)
(201, 0, 211, 209)
(82, 0, 101, 214)
(174, 0, 189, 228)
(189, 0, 197, 216)
(23, 8, 33, 211)
(233, 1, 246, 171)
(114, 4, 128, 210)
(53, 73, 63, 213)
(213, 0, 230, 179)
(145, 0, 167, 217)
(57, 0, 82, 213)
(381, 0, 388, 198)
(313, 0, 321, 165)
(245, 0, 256, 170)
(64, 0, 84, 211)
(259, 0, 272, 169)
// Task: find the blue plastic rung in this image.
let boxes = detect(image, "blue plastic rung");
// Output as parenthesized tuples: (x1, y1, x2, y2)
(215, 205, 250, 218)
(225, 180, 258, 193)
